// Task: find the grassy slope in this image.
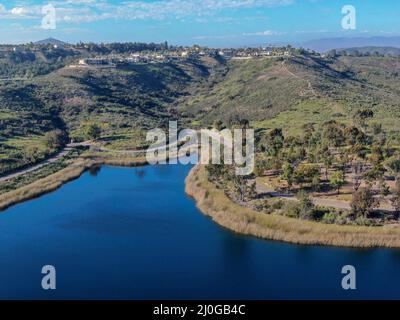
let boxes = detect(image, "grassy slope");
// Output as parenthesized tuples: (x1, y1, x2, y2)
(0, 53, 222, 173)
(182, 54, 400, 136)
(181, 57, 307, 125)
(3, 51, 400, 173)
(269, 55, 400, 135)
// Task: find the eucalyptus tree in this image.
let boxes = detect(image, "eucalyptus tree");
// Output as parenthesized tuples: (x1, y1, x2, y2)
(351, 186, 379, 218)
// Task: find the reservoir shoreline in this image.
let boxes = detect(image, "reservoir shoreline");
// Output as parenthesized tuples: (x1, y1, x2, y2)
(2, 155, 400, 249)
(185, 164, 400, 248)
(0, 155, 148, 212)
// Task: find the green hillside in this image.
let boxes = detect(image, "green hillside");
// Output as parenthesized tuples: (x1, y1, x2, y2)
(182, 53, 400, 136)
(0, 46, 224, 174)
(2, 45, 400, 176)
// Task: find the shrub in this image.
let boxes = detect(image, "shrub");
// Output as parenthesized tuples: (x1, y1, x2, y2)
(253, 199, 271, 213)
(335, 212, 349, 225)
(45, 129, 68, 150)
(271, 200, 284, 210)
(354, 216, 373, 226)
(85, 123, 102, 140)
(351, 186, 379, 218)
(296, 190, 315, 220)
(322, 212, 337, 224)
(284, 202, 300, 218)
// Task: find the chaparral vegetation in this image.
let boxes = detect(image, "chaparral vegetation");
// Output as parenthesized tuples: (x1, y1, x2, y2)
(2, 40, 400, 240)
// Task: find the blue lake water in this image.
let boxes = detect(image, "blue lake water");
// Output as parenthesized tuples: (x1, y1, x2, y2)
(0, 163, 399, 299)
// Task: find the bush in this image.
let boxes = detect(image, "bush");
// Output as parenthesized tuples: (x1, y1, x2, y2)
(296, 190, 315, 220)
(284, 202, 300, 218)
(45, 129, 68, 150)
(253, 199, 271, 213)
(271, 200, 284, 210)
(354, 216, 374, 226)
(335, 213, 349, 225)
(351, 186, 379, 218)
(322, 212, 337, 224)
(85, 124, 102, 140)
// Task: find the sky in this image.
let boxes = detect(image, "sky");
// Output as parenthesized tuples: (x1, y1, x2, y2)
(0, 0, 399, 46)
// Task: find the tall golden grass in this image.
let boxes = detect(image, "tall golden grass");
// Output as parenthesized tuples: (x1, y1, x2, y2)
(185, 165, 400, 248)
(0, 160, 92, 211)
(0, 147, 184, 212)
(82, 152, 148, 167)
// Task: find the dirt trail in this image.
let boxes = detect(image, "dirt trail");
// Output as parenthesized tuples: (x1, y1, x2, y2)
(281, 60, 317, 96)
(0, 141, 92, 182)
(256, 180, 394, 212)
(0, 138, 186, 183)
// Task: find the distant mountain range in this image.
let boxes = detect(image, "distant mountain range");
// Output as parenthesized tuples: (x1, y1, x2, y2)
(33, 37, 67, 46)
(330, 46, 400, 57)
(300, 36, 400, 53)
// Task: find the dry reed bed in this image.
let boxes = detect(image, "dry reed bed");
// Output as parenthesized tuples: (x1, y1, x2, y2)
(82, 152, 148, 167)
(0, 148, 181, 212)
(185, 165, 400, 248)
(0, 160, 93, 211)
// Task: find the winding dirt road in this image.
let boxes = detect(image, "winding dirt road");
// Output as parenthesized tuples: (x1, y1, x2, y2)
(0, 141, 92, 183)
(256, 181, 395, 212)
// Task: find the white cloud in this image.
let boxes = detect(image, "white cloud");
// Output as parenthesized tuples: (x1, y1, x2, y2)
(11, 7, 29, 16)
(118, 0, 294, 20)
(2, 0, 295, 24)
(243, 30, 286, 36)
(3, 5, 42, 19)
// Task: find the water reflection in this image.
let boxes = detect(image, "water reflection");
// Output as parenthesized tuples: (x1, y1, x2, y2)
(0, 164, 399, 299)
(88, 165, 102, 177)
(134, 168, 146, 179)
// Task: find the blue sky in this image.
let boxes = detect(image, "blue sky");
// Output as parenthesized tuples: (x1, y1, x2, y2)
(0, 0, 399, 46)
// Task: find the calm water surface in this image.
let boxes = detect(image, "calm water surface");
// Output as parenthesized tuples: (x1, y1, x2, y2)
(0, 163, 399, 299)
